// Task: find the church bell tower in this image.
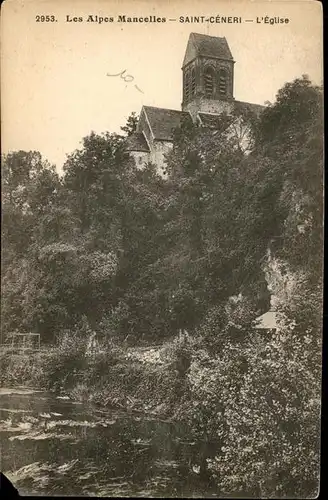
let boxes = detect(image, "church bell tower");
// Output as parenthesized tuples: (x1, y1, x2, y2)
(182, 33, 235, 121)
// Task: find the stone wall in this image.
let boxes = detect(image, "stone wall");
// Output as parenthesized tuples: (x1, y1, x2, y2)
(130, 151, 150, 170)
(149, 141, 172, 177)
(130, 141, 172, 178)
(184, 97, 234, 122)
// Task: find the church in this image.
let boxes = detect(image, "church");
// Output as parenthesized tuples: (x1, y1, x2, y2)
(126, 32, 265, 176)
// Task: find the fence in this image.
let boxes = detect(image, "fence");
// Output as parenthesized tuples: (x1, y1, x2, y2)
(1, 332, 41, 353)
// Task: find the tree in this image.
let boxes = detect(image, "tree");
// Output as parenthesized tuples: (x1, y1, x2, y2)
(154, 111, 272, 336)
(62, 131, 132, 238)
(120, 112, 138, 136)
(183, 76, 323, 497)
(2, 151, 63, 336)
(2, 151, 61, 264)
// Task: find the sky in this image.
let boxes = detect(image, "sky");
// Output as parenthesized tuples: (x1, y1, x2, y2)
(1, 0, 323, 172)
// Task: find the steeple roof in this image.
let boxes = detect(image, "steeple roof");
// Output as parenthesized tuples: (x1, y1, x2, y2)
(183, 32, 234, 67)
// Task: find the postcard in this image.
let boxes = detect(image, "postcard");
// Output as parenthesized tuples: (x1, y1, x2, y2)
(1, 0, 323, 497)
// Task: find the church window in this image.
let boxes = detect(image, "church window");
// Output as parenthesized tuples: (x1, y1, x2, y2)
(204, 67, 215, 97)
(184, 69, 191, 101)
(191, 68, 196, 96)
(219, 69, 228, 95)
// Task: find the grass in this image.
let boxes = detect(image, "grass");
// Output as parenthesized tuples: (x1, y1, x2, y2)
(0, 337, 190, 419)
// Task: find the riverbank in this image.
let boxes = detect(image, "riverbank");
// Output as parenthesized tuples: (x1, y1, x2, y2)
(0, 335, 193, 420)
(1, 328, 321, 498)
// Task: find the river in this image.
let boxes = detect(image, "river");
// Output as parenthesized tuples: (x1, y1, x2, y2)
(0, 387, 219, 497)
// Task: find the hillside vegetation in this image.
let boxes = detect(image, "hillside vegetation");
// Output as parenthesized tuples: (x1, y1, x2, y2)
(1, 77, 323, 497)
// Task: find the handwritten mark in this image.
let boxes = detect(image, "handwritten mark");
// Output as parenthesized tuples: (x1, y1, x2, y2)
(134, 84, 144, 94)
(106, 69, 144, 93)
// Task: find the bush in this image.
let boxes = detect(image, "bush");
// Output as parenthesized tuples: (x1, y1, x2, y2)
(162, 330, 195, 372)
(37, 328, 88, 391)
(0, 350, 43, 387)
(176, 326, 320, 498)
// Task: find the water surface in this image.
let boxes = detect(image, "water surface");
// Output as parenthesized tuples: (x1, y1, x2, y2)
(0, 387, 219, 497)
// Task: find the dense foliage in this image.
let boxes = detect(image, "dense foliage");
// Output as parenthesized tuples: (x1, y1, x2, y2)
(1, 76, 323, 496)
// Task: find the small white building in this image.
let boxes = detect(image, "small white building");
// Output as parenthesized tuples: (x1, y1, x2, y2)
(255, 310, 279, 331)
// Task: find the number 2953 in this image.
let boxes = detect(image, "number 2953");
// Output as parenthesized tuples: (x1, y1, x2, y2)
(35, 15, 57, 22)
